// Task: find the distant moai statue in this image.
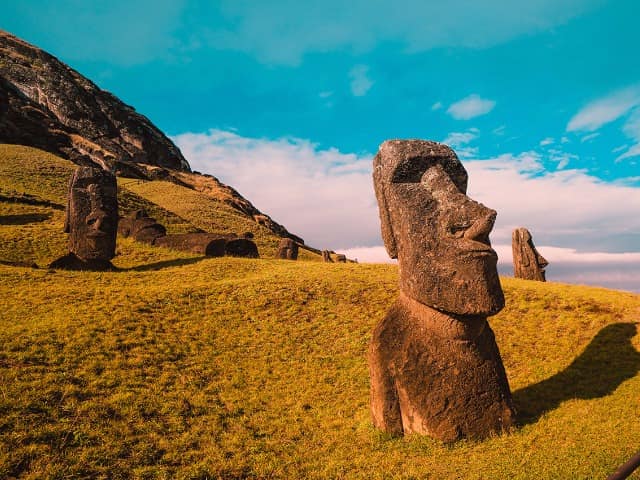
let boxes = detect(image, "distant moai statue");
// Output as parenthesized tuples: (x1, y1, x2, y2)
(512, 227, 548, 281)
(321, 250, 333, 262)
(276, 238, 298, 260)
(335, 254, 347, 263)
(49, 166, 118, 270)
(369, 140, 515, 442)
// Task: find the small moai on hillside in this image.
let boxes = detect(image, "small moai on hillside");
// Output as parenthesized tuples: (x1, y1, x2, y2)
(49, 166, 118, 270)
(118, 209, 166, 244)
(512, 227, 548, 281)
(276, 237, 298, 260)
(321, 250, 333, 262)
(369, 140, 515, 443)
(335, 254, 347, 263)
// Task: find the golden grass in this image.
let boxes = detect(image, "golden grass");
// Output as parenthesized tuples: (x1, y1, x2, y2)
(1, 144, 640, 479)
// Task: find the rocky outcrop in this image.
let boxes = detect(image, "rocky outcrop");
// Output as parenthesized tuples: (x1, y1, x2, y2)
(154, 233, 258, 258)
(0, 30, 190, 173)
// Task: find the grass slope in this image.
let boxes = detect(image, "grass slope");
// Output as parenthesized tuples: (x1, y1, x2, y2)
(1, 144, 640, 479)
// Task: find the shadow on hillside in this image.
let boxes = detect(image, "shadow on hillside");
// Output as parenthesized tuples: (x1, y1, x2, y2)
(123, 257, 207, 272)
(513, 322, 640, 425)
(0, 213, 52, 225)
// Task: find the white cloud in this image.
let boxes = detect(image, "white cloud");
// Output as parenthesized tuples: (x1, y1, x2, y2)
(173, 130, 378, 249)
(207, 0, 603, 65)
(447, 94, 496, 120)
(493, 244, 640, 292)
(580, 132, 600, 142)
(174, 129, 640, 291)
(442, 129, 480, 158)
(539, 137, 554, 146)
(567, 85, 640, 132)
(348, 65, 373, 97)
(431, 101, 443, 111)
(339, 246, 395, 264)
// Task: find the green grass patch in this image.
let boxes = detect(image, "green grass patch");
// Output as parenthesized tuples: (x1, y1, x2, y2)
(2, 144, 640, 478)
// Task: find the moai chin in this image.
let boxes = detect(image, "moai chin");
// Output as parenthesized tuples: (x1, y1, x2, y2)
(369, 139, 515, 442)
(50, 166, 118, 270)
(512, 227, 548, 281)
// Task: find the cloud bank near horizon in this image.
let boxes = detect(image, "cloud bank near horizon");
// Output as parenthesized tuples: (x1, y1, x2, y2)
(174, 128, 640, 292)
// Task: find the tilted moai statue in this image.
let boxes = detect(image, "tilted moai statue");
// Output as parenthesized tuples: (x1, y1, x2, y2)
(49, 166, 118, 270)
(321, 250, 333, 263)
(369, 140, 515, 442)
(276, 238, 298, 260)
(512, 227, 548, 281)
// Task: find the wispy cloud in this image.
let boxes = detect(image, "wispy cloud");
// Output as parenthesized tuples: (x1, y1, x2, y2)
(568, 84, 640, 161)
(539, 137, 554, 146)
(204, 0, 603, 65)
(447, 94, 496, 120)
(431, 101, 443, 111)
(567, 85, 640, 132)
(348, 65, 373, 97)
(442, 129, 479, 158)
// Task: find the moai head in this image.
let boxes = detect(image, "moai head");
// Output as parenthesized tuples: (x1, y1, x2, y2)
(373, 140, 504, 316)
(276, 238, 298, 260)
(512, 227, 548, 281)
(64, 166, 118, 261)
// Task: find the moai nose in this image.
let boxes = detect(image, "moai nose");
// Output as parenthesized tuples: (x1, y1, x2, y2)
(463, 206, 496, 245)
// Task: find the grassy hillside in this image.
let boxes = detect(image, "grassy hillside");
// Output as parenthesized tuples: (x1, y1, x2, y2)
(1, 144, 640, 479)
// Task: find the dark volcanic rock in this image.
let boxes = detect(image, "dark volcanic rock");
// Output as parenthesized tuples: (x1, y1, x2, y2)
(49, 166, 118, 270)
(369, 139, 514, 442)
(512, 227, 548, 281)
(119, 209, 167, 244)
(335, 254, 347, 263)
(0, 30, 190, 172)
(276, 238, 298, 260)
(154, 233, 259, 258)
(48, 253, 116, 271)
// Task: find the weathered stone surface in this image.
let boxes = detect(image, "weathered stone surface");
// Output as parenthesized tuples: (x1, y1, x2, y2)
(373, 139, 503, 315)
(49, 166, 118, 270)
(512, 227, 548, 281)
(0, 30, 190, 172)
(48, 253, 116, 271)
(321, 250, 333, 263)
(276, 238, 298, 260)
(369, 139, 514, 442)
(335, 254, 347, 263)
(153, 233, 258, 258)
(118, 209, 167, 244)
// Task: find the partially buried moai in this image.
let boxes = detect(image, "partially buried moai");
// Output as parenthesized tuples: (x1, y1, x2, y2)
(369, 140, 515, 442)
(49, 166, 118, 270)
(276, 238, 298, 260)
(512, 227, 548, 281)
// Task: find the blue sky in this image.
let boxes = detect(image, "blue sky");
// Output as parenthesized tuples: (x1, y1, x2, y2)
(3, 0, 640, 290)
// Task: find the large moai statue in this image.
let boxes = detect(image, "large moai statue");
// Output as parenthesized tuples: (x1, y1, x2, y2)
(512, 227, 548, 281)
(321, 250, 333, 263)
(369, 140, 515, 442)
(49, 166, 118, 270)
(276, 238, 298, 260)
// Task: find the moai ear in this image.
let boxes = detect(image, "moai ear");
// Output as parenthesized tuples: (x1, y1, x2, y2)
(373, 163, 398, 259)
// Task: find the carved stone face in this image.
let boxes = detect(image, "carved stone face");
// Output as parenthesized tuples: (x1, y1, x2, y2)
(373, 140, 504, 316)
(65, 167, 118, 261)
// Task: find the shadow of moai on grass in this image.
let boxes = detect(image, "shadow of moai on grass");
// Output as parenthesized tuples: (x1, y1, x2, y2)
(513, 322, 640, 425)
